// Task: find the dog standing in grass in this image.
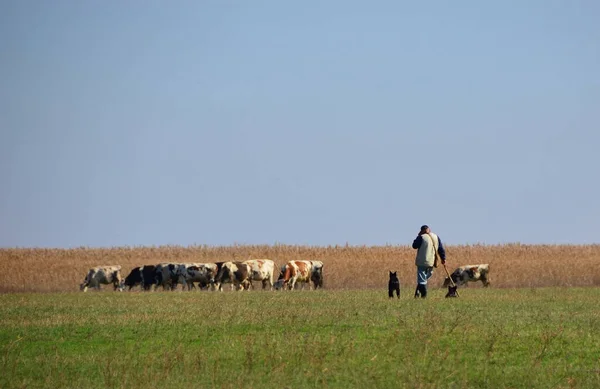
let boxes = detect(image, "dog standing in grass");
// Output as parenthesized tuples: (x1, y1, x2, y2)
(388, 271, 400, 298)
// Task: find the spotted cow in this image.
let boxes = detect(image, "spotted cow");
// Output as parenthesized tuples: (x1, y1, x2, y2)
(211, 262, 251, 291)
(155, 263, 184, 290)
(443, 264, 490, 288)
(123, 266, 159, 291)
(123, 267, 143, 291)
(80, 265, 124, 292)
(139, 265, 160, 290)
(274, 260, 320, 291)
(179, 263, 219, 291)
(242, 259, 275, 290)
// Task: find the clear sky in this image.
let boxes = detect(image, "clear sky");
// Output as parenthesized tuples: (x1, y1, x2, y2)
(1, 1, 599, 248)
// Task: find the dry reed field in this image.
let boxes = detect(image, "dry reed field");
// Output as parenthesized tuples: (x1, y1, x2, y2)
(1, 244, 599, 293)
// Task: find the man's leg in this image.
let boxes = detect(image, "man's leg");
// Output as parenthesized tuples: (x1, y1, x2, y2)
(416, 266, 431, 298)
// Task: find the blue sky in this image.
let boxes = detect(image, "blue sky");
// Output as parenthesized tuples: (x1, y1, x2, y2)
(1, 1, 599, 248)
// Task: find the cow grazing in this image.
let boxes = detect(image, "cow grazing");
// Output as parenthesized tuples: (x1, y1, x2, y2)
(123, 266, 158, 291)
(155, 263, 184, 290)
(242, 259, 275, 290)
(443, 264, 490, 288)
(140, 265, 159, 290)
(211, 262, 251, 291)
(275, 260, 318, 291)
(179, 263, 218, 291)
(123, 267, 143, 291)
(80, 265, 124, 292)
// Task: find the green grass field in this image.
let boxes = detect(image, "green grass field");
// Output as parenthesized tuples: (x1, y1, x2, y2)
(1, 288, 599, 389)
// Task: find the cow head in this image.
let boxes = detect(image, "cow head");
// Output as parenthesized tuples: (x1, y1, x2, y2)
(273, 279, 286, 290)
(210, 263, 233, 291)
(442, 271, 461, 288)
(274, 267, 290, 290)
(116, 279, 125, 292)
(312, 269, 324, 289)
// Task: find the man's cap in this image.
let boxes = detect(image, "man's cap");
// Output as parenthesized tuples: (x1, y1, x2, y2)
(420, 225, 429, 231)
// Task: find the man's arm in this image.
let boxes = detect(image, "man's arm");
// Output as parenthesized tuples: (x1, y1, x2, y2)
(412, 235, 423, 249)
(438, 237, 446, 262)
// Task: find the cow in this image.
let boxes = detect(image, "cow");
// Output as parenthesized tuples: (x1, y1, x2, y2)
(80, 265, 124, 292)
(274, 260, 319, 291)
(155, 263, 184, 290)
(242, 259, 275, 290)
(139, 265, 159, 290)
(443, 264, 490, 288)
(178, 263, 218, 291)
(210, 261, 251, 291)
(123, 267, 143, 291)
(123, 266, 159, 291)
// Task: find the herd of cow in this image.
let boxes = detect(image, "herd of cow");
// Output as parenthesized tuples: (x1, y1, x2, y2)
(79, 259, 324, 292)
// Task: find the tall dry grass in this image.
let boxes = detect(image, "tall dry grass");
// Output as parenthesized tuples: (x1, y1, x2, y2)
(0, 244, 599, 293)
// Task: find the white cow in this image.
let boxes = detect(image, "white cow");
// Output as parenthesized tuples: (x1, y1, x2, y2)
(80, 265, 124, 292)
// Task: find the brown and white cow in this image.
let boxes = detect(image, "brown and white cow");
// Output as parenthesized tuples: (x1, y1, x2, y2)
(80, 265, 124, 292)
(443, 264, 490, 288)
(242, 259, 275, 290)
(274, 260, 320, 291)
(179, 263, 219, 291)
(211, 261, 251, 291)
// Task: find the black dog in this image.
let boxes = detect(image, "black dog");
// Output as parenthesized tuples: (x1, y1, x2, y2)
(388, 271, 400, 298)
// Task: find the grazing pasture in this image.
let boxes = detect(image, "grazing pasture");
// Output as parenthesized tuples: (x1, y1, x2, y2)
(1, 288, 599, 389)
(1, 244, 600, 293)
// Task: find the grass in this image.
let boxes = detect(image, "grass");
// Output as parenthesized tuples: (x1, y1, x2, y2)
(1, 288, 599, 388)
(1, 244, 600, 292)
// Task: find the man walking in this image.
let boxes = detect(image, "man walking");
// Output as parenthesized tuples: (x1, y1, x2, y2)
(412, 225, 446, 298)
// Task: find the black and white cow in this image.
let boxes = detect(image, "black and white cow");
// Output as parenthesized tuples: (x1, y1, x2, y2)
(140, 265, 160, 290)
(123, 267, 143, 291)
(211, 261, 251, 291)
(119, 265, 161, 291)
(177, 263, 218, 291)
(443, 264, 490, 287)
(155, 263, 183, 290)
(80, 265, 124, 292)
